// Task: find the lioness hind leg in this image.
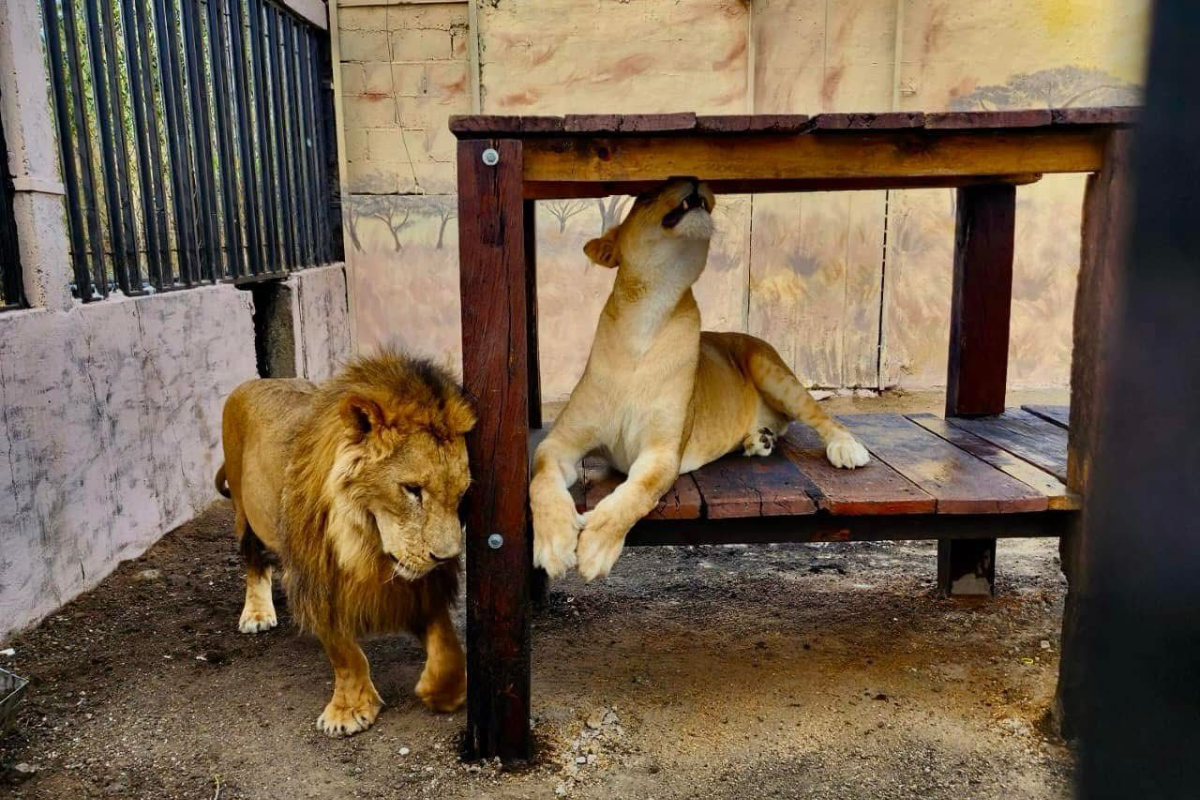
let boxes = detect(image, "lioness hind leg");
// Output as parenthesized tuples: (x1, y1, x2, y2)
(317, 634, 383, 737)
(746, 343, 869, 469)
(414, 606, 466, 713)
(236, 514, 278, 634)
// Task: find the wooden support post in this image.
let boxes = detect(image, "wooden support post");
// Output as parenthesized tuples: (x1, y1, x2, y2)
(457, 138, 533, 763)
(525, 199, 542, 430)
(1056, 130, 1132, 738)
(939, 183, 1016, 597)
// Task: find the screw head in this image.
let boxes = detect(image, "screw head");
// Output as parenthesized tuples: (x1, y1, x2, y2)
(481, 147, 500, 166)
(487, 533, 504, 549)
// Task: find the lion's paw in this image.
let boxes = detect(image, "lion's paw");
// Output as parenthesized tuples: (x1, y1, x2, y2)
(415, 668, 466, 713)
(743, 427, 777, 457)
(826, 436, 870, 470)
(317, 694, 382, 738)
(576, 505, 629, 583)
(533, 501, 584, 579)
(238, 607, 278, 634)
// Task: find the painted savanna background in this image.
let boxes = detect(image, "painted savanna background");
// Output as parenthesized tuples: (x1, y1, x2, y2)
(335, 0, 1147, 400)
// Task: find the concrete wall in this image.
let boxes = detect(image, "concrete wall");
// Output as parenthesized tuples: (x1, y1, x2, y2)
(335, 0, 1150, 399)
(0, 268, 351, 641)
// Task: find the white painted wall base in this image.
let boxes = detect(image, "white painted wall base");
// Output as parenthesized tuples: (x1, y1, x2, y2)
(0, 266, 351, 641)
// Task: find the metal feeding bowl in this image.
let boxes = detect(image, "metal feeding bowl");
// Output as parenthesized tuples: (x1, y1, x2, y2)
(0, 666, 29, 735)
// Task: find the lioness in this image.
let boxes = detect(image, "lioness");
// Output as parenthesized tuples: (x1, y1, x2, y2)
(532, 179, 871, 582)
(215, 351, 475, 736)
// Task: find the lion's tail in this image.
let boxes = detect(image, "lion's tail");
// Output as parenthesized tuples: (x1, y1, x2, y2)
(214, 464, 231, 499)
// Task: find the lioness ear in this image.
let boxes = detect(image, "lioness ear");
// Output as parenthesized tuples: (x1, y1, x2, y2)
(583, 230, 620, 268)
(342, 395, 385, 439)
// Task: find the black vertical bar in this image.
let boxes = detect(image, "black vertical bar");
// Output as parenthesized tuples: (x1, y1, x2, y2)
(133, 0, 172, 287)
(63, 0, 108, 297)
(298, 27, 321, 264)
(207, 0, 245, 278)
(83, 0, 130, 292)
(152, 0, 196, 285)
(286, 19, 312, 265)
(181, 0, 220, 281)
(96, 0, 140, 291)
(39, 0, 92, 297)
(316, 34, 343, 263)
(159, 0, 201, 285)
(120, 0, 164, 290)
(228, 0, 263, 275)
(266, 6, 296, 269)
(247, 0, 280, 274)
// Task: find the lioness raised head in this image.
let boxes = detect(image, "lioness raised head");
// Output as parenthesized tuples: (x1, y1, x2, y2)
(583, 178, 717, 271)
(329, 357, 476, 581)
(216, 349, 476, 737)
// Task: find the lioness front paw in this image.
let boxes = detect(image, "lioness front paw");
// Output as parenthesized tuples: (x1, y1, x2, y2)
(317, 693, 382, 738)
(576, 505, 629, 583)
(238, 607, 278, 634)
(826, 436, 870, 469)
(533, 497, 585, 579)
(415, 667, 466, 713)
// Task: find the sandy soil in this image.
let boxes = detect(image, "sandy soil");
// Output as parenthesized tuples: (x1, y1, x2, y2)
(0, 391, 1076, 800)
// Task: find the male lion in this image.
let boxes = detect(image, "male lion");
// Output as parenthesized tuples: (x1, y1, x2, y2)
(215, 351, 475, 736)
(531, 179, 871, 582)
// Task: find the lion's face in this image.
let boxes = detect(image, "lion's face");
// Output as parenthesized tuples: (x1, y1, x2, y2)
(583, 178, 716, 270)
(336, 398, 472, 581)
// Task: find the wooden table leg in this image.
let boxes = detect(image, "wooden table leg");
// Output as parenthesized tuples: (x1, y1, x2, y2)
(1056, 130, 1132, 738)
(457, 138, 533, 763)
(940, 183, 1017, 597)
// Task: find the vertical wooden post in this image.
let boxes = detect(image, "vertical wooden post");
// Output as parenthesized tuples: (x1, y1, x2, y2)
(457, 138, 533, 763)
(939, 182, 1017, 597)
(1056, 130, 1132, 738)
(524, 198, 551, 608)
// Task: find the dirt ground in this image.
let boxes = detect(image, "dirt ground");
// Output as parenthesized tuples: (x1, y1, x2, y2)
(1, 390, 1077, 800)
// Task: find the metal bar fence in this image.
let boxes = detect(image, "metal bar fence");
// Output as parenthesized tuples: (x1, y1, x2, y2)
(35, 0, 337, 303)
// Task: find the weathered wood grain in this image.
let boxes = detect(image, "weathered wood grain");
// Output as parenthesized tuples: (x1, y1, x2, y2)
(457, 138, 532, 763)
(520, 130, 1109, 187)
(1058, 131, 1132, 738)
(927, 109, 1053, 129)
(581, 458, 702, 520)
(777, 425, 935, 515)
(450, 108, 1136, 138)
(908, 414, 1077, 510)
(689, 452, 817, 519)
(524, 200, 541, 429)
(946, 409, 1069, 483)
(1021, 404, 1070, 429)
(839, 414, 1047, 513)
(946, 183, 1016, 416)
(521, 173, 1044, 200)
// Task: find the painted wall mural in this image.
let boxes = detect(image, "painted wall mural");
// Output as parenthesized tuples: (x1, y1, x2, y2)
(337, 0, 1150, 401)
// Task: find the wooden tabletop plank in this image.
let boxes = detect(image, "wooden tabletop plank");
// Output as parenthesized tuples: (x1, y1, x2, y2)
(1021, 404, 1070, 430)
(695, 114, 811, 132)
(907, 414, 1078, 511)
(810, 111, 926, 130)
(689, 452, 817, 519)
(927, 109, 1053, 129)
(946, 409, 1069, 483)
(581, 457, 702, 520)
(521, 129, 1107, 185)
(777, 426, 936, 515)
(838, 414, 1048, 513)
(451, 107, 1137, 137)
(1051, 107, 1139, 126)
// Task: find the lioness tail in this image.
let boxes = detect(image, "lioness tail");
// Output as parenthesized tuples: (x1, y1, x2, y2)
(215, 464, 231, 498)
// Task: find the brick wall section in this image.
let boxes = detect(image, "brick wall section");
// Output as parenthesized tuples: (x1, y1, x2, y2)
(339, 2, 470, 195)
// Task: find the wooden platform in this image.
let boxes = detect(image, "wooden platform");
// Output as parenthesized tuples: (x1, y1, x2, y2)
(539, 407, 1076, 546)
